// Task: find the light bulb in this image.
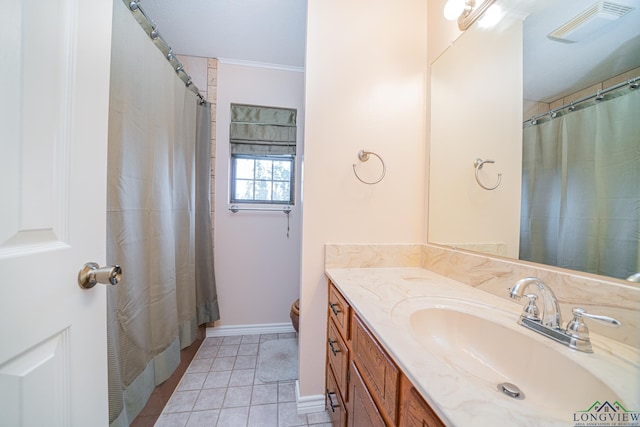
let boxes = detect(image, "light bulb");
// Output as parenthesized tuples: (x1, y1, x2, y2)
(444, 0, 466, 20)
(478, 4, 503, 28)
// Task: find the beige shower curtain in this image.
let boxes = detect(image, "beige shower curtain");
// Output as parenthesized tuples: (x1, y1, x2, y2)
(106, 2, 219, 425)
(520, 88, 640, 279)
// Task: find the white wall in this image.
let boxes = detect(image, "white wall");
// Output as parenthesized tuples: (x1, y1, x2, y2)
(299, 0, 428, 398)
(214, 61, 305, 327)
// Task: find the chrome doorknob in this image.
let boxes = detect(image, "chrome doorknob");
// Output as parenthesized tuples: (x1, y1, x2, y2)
(78, 262, 122, 289)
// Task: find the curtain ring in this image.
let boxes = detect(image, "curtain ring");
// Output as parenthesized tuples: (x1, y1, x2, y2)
(473, 158, 502, 190)
(353, 150, 386, 185)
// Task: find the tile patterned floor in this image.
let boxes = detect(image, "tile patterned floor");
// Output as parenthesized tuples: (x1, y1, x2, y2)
(154, 333, 332, 427)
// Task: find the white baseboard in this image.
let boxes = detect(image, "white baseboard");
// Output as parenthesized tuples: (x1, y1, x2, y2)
(206, 322, 295, 337)
(295, 380, 326, 415)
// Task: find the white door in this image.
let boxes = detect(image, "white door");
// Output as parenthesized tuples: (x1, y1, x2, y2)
(0, 0, 113, 425)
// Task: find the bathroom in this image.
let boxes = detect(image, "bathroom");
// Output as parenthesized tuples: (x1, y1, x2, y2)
(1, 0, 638, 425)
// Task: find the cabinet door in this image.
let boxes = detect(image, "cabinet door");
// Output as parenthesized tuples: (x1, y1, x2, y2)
(399, 374, 445, 427)
(352, 315, 399, 424)
(348, 362, 385, 427)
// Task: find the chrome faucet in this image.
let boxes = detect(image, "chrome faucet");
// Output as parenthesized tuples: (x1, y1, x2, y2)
(508, 277, 621, 353)
(509, 277, 562, 329)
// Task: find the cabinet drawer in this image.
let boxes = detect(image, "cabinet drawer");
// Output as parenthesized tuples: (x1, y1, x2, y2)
(327, 318, 349, 399)
(352, 315, 399, 426)
(329, 282, 350, 340)
(327, 366, 348, 427)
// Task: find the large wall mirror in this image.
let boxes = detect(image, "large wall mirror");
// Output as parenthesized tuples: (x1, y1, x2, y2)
(428, 0, 640, 280)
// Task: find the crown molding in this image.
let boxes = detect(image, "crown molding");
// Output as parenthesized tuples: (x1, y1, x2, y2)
(217, 57, 304, 73)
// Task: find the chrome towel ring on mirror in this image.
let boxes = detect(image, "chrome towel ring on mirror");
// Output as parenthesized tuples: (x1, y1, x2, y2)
(473, 158, 502, 190)
(353, 149, 386, 185)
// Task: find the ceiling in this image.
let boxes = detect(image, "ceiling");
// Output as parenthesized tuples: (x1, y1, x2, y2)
(138, 0, 639, 101)
(522, 0, 640, 102)
(139, 0, 307, 68)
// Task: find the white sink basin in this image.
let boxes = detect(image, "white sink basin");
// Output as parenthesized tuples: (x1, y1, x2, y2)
(392, 297, 639, 415)
(409, 307, 619, 411)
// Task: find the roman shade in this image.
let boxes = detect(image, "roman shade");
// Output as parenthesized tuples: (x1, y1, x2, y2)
(230, 104, 297, 155)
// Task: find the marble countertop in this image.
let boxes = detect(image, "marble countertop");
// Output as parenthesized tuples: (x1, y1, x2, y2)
(325, 267, 640, 427)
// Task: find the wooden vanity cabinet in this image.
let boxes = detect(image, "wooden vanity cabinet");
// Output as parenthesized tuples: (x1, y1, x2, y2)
(327, 364, 348, 427)
(329, 284, 350, 339)
(327, 281, 351, 426)
(398, 374, 445, 427)
(352, 314, 399, 425)
(327, 314, 349, 398)
(348, 361, 385, 427)
(326, 280, 445, 427)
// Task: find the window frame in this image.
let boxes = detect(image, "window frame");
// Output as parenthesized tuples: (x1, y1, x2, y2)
(229, 153, 295, 205)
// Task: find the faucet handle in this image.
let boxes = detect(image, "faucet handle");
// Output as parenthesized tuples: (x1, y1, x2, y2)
(522, 294, 540, 321)
(566, 307, 621, 341)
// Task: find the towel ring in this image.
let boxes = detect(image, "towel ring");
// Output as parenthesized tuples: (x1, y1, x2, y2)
(353, 150, 386, 185)
(473, 158, 502, 191)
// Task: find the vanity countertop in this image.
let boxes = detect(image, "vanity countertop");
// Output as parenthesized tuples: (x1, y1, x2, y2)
(325, 267, 640, 427)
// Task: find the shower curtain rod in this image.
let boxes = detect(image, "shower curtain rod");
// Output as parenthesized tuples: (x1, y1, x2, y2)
(525, 75, 639, 125)
(127, 0, 208, 105)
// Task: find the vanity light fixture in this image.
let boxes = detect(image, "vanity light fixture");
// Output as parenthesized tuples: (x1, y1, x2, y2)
(443, 0, 468, 20)
(477, 4, 503, 28)
(443, 0, 497, 30)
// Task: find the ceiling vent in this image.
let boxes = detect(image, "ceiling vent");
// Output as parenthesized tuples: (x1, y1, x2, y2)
(547, 1, 633, 43)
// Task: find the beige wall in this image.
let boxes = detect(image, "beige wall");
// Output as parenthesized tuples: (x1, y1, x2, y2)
(177, 56, 305, 329)
(214, 61, 305, 327)
(299, 0, 428, 398)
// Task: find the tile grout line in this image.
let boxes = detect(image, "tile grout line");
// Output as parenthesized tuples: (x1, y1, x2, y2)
(155, 332, 331, 427)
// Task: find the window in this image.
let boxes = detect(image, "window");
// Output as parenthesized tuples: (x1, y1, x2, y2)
(231, 155, 294, 204)
(229, 104, 296, 205)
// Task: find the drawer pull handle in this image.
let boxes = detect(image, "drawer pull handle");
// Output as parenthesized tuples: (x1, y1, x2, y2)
(327, 389, 339, 412)
(329, 302, 342, 315)
(328, 338, 341, 356)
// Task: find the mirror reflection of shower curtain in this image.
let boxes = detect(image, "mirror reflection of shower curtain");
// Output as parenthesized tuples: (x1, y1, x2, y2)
(520, 88, 640, 280)
(106, 2, 219, 426)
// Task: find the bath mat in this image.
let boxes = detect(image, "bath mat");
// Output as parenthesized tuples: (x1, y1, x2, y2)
(256, 338, 298, 383)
